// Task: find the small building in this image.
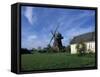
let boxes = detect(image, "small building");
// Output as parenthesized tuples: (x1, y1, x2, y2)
(70, 32, 95, 54)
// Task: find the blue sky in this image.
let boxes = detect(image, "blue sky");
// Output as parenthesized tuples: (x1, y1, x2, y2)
(21, 6, 95, 49)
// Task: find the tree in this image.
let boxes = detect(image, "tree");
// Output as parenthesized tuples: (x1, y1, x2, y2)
(76, 40, 86, 55)
(21, 48, 31, 54)
(31, 48, 37, 53)
(66, 45, 71, 53)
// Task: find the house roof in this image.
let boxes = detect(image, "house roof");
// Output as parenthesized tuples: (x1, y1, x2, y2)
(70, 32, 95, 44)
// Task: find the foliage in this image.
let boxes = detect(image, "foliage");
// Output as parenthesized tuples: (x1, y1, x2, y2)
(88, 49, 94, 54)
(76, 40, 86, 56)
(59, 46, 66, 52)
(21, 48, 31, 54)
(31, 48, 38, 53)
(66, 45, 71, 53)
(43, 45, 60, 53)
(45, 45, 54, 53)
(31, 45, 71, 53)
(87, 49, 94, 56)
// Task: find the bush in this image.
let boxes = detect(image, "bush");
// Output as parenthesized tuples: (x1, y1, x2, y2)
(66, 45, 71, 53)
(76, 40, 86, 56)
(21, 48, 31, 54)
(38, 50, 47, 53)
(87, 49, 94, 56)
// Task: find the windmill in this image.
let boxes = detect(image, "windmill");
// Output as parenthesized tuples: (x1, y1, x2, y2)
(48, 24, 63, 52)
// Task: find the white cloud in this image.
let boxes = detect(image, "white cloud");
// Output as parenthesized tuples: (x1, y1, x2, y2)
(22, 34, 50, 49)
(24, 7, 36, 25)
(27, 35, 37, 41)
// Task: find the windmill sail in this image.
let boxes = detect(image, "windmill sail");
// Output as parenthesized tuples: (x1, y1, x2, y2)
(48, 24, 60, 45)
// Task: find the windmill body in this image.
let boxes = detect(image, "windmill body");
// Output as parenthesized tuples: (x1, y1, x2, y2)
(53, 32, 63, 51)
(49, 24, 63, 52)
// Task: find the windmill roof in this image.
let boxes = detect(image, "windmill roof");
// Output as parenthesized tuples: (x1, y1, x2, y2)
(70, 32, 95, 44)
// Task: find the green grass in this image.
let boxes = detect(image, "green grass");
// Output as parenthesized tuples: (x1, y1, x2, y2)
(21, 53, 95, 71)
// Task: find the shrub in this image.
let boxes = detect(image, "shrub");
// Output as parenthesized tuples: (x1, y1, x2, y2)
(66, 45, 71, 53)
(76, 40, 86, 56)
(21, 48, 31, 54)
(87, 49, 94, 55)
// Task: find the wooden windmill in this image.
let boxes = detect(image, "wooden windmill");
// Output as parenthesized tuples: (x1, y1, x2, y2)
(48, 24, 63, 52)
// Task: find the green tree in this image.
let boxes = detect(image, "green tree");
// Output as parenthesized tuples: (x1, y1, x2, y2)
(76, 40, 86, 56)
(66, 45, 71, 53)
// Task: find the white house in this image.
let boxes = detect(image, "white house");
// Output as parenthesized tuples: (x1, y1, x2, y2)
(70, 32, 95, 54)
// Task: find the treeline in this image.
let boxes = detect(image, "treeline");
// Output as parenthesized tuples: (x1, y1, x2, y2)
(21, 48, 32, 54)
(21, 45, 70, 54)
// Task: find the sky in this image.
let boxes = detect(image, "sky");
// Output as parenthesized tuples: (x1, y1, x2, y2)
(21, 6, 95, 49)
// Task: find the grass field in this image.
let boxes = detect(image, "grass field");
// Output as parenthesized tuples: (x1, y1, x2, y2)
(21, 53, 95, 71)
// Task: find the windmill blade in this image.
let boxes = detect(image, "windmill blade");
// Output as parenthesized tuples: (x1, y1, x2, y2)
(48, 23, 60, 45)
(51, 24, 60, 36)
(49, 30, 56, 45)
(51, 30, 54, 35)
(54, 24, 60, 34)
(49, 35, 54, 45)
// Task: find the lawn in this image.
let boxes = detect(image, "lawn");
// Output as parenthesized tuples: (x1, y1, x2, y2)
(21, 53, 95, 71)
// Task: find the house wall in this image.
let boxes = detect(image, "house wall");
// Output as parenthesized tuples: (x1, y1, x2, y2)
(71, 44, 77, 54)
(86, 42, 95, 53)
(70, 41, 95, 54)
